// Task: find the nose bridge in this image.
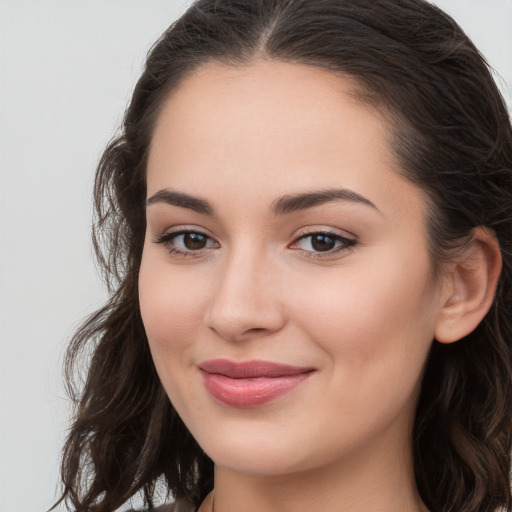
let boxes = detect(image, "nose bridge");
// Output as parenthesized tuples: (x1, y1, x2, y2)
(205, 239, 284, 340)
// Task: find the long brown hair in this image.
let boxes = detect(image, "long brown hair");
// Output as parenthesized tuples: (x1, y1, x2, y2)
(55, 1, 512, 511)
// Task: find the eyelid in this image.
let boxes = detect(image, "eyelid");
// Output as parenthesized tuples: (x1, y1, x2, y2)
(153, 225, 220, 257)
(151, 224, 357, 259)
(293, 226, 356, 240)
(289, 227, 357, 258)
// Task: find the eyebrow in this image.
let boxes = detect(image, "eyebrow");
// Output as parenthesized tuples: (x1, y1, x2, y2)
(146, 189, 214, 215)
(271, 188, 379, 216)
(146, 187, 379, 216)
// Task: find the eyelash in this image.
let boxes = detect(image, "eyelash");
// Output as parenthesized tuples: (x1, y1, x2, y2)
(153, 229, 219, 257)
(153, 228, 357, 259)
(291, 229, 357, 258)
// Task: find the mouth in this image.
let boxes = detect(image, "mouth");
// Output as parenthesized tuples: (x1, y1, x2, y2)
(198, 359, 316, 408)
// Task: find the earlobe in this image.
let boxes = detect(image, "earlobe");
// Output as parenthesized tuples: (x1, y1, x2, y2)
(434, 227, 502, 344)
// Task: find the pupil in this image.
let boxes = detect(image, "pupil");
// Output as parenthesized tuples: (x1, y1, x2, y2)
(184, 233, 207, 250)
(311, 234, 335, 252)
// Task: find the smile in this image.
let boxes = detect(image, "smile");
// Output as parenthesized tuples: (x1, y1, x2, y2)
(199, 359, 316, 408)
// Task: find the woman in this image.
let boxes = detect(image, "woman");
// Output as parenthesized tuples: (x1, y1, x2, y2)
(54, 0, 512, 511)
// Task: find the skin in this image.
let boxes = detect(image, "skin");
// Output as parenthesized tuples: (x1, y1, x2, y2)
(138, 60, 451, 512)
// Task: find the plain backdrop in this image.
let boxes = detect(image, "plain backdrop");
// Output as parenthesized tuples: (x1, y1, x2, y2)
(0, 1, 511, 510)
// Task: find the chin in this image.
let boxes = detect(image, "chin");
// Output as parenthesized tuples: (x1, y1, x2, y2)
(206, 443, 311, 476)
(188, 417, 310, 475)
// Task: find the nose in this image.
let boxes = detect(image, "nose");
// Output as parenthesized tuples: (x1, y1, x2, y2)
(205, 247, 286, 342)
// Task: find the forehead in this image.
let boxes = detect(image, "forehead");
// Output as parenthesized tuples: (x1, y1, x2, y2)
(146, 59, 423, 221)
(149, 60, 387, 163)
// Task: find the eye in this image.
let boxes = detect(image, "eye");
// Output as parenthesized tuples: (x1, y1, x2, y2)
(291, 230, 356, 257)
(153, 229, 219, 256)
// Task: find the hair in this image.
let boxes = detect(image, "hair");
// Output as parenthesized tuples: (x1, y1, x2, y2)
(54, 1, 512, 511)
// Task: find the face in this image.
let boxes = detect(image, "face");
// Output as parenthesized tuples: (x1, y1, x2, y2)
(139, 60, 447, 477)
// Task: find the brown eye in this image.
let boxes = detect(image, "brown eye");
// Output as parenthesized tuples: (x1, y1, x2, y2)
(153, 230, 219, 255)
(183, 232, 209, 250)
(310, 234, 337, 252)
(292, 231, 356, 256)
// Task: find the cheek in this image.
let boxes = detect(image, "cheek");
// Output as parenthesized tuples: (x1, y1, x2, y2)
(138, 252, 215, 417)
(138, 252, 209, 367)
(288, 248, 437, 386)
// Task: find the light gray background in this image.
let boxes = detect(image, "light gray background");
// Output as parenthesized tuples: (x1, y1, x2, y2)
(0, 1, 511, 510)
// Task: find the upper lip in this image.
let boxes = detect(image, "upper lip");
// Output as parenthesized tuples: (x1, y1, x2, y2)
(199, 359, 315, 379)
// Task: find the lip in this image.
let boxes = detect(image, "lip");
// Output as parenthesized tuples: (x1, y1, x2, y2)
(199, 359, 315, 408)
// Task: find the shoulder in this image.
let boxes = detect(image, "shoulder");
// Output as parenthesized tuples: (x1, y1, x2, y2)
(161, 500, 196, 512)
(128, 499, 196, 512)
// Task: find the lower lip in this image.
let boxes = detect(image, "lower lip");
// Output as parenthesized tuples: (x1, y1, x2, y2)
(201, 371, 313, 408)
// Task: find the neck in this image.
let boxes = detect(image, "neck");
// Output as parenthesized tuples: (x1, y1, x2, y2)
(203, 426, 427, 512)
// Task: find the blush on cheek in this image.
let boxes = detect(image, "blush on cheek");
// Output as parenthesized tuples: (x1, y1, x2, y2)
(140, 263, 192, 334)
(293, 254, 434, 371)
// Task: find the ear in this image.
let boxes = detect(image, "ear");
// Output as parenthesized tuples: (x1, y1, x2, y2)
(435, 227, 502, 344)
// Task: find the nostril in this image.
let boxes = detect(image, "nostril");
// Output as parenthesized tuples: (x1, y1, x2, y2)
(237, 326, 267, 337)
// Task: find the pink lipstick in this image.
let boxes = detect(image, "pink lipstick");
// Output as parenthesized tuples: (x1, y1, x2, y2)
(199, 359, 315, 407)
